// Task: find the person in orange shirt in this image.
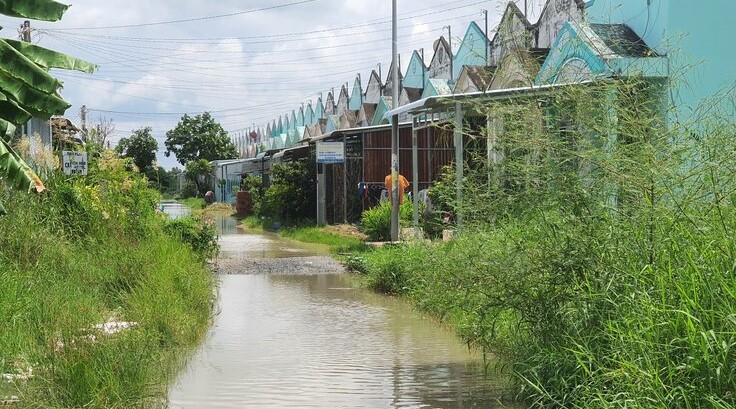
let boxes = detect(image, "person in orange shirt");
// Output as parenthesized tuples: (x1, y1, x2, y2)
(384, 173, 410, 204)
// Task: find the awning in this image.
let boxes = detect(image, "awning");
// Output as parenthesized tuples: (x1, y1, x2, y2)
(383, 80, 597, 120)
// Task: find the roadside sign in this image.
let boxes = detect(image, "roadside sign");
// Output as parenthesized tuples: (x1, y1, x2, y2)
(62, 151, 88, 176)
(316, 142, 345, 164)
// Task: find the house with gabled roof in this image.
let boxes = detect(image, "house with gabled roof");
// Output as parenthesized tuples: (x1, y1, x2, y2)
(427, 36, 453, 80)
(490, 48, 548, 89)
(534, 0, 586, 50)
(490, 2, 534, 68)
(336, 85, 350, 116)
(403, 50, 427, 91)
(536, 21, 665, 85)
(325, 114, 341, 133)
(382, 59, 403, 98)
(421, 78, 453, 99)
(324, 91, 336, 117)
(364, 70, 382, 104)
(314, 96, 326, 120)
(357, 103, 377, 128)
(305, 103, 316, 125)
(453, 21, 492, 80)
(348, 75, 363, 112)
(454, 66, 494, 93)
(297, 106, 305, 127)
(371, 96, 393, 126)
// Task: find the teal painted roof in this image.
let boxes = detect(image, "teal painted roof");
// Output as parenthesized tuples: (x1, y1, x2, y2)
(421, 78, 452, 98)
(403, 50, 427, 90)
(536, 21, 664, 85)
(371, 96, 393, 126)
(348, 76, 363, 111)
(453, 21, 490, 79)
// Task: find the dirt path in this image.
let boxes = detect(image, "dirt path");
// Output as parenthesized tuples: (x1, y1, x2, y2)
(213, 256, 345, 275)
(209, 230, 345, 275)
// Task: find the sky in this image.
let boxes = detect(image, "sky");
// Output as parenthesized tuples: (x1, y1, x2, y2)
(0, 0, 546, 170)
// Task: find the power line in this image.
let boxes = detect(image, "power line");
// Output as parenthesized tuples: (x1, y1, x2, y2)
(42, 0, 328, 31)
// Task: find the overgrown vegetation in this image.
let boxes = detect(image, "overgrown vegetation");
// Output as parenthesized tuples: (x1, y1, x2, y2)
(360, 198, 413, 241)
(353, 79, 736, 408)
(0, 151, 215, 407)
(259, 160, 316, 223)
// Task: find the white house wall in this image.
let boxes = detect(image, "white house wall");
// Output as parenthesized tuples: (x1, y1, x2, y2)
(536, 0, 585, 49)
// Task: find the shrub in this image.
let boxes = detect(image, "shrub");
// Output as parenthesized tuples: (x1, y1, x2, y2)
(260, 160, 315, 223)
(163, 216, 219, 259)
(360, 199, 413, 241)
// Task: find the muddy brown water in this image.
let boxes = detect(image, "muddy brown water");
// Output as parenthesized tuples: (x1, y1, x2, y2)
(166, 209, 517, 408)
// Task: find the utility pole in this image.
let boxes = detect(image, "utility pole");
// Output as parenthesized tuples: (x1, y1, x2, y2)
(20, 21, 31, 138)
(482, 10, 489, 65)
(390, 0, 400, 242)
(80, 105, 88, 141)
(444, 25, 453, 81)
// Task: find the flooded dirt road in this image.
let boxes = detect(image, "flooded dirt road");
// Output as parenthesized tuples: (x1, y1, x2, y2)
(167, 212, 515, 408)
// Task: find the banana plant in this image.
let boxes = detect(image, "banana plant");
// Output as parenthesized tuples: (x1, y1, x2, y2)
(0, 0, 96, 215)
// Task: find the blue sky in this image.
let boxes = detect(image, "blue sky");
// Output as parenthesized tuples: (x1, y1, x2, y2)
(0, 0, 545, 169)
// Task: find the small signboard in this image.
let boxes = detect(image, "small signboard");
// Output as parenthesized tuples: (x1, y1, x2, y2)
(316, 142, 345, 164)
(62, 151, 88, 176)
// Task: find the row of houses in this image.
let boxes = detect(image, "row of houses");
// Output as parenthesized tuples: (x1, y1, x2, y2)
(214, 0, 736, 225)
(231, 1, 587, 157)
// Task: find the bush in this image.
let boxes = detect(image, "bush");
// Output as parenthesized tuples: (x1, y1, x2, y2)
(163, 216, 219, 259)
(260, 160, 315, 223)
(360, 198, 413, 241)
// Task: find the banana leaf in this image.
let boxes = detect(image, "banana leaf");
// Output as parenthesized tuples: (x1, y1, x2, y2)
(0, 76, 69, 118)
(0, 39, 62, 94)
(0, 0, 68, 21)
(5, 40, 97, 74)
(0, 137, 45, 194)
(0, 92, 32, 127)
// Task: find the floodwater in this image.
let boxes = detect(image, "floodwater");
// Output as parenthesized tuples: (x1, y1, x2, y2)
(167, 211, 515, 408)
(160, 201, 190, 219)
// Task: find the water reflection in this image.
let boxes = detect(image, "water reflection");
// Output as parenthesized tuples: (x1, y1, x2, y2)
(160, 201, 190, 219)
(169, 274, 515, 408)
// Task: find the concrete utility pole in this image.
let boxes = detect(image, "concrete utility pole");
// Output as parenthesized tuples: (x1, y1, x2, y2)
(482, 10, 489, 64)
(20, 21, 31, 138)
(444, 25, 453, 81)
(80, 105, 88, 141)
(390, 0, 400, 242)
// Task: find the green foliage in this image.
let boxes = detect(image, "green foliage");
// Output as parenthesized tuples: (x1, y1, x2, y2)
(184, 158, 213, 196)
(163, 216, 219, 259)
(241, 174, 263, 214)
(360, 199, 413, 241)
(355, 79, 736, 408)
(0, 151, 214, 407)
(164, 112, 237, 165)
(116, 127, 158, 173)
(261, 160, 316, 223)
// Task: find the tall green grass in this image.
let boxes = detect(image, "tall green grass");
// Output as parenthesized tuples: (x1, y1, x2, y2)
(0, 152, 215, 407)
(354, 80, 736, 408)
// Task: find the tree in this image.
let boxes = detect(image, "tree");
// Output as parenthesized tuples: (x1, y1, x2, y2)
(88, 115, 115, 148)
(185, 159, 213, 196)
(164, 112, 237, 166)
(0, 0, 96, 214)
(116, 127, 158, 173)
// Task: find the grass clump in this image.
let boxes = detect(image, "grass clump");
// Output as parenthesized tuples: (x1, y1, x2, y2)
(0, 151, 214, 407)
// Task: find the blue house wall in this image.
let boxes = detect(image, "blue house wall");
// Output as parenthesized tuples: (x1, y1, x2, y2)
(587, 0, 736, 122)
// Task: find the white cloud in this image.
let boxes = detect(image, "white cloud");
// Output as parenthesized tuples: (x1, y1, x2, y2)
(0, 0, 534, 168)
